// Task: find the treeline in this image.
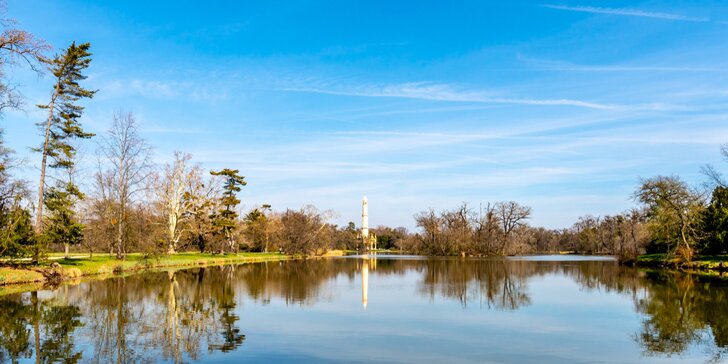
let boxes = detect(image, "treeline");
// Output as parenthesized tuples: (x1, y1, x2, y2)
(399, 153, 728, 261)
(2, 108, 361, 258)
(394, 202, 647, 260)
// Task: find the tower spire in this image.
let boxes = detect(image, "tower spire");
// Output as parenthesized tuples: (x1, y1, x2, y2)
(362, 196, 369, 250)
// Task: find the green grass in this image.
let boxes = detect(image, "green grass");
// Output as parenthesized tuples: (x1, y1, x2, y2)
(694, 255, 728, 262)
(636, 253, 728, 262)
(635, 253, 728, 272)
(0, 267, 45, 285)
(0, 252, 290, 286)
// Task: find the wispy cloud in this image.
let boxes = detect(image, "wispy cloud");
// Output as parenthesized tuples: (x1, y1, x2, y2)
(541, 4, 710, 22)
(97, 78, 228, 104)
(517, 54, 720, 73)
(281, 82, 617, 110)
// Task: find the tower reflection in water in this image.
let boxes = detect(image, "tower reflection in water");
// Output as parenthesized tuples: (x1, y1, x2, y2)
(361, 256, 377, 310)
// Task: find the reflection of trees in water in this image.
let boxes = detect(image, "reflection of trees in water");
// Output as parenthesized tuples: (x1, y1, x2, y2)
(416, 259, 532, 310)
(49, 266, 251, 363)
(0, 291, 82, 364)
(234, 259, 356, 305)
(0, 295, 33, 363)
(1, 258, 728, 362)
(414, 259, 643, 311)
(634, 271, 728, 362)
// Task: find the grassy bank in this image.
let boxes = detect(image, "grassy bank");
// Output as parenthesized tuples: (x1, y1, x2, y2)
(0, 252, 291, 287)
(635, 254, 728, 274)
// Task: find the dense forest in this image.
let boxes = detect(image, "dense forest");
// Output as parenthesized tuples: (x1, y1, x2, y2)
(0, 4, 726, 263)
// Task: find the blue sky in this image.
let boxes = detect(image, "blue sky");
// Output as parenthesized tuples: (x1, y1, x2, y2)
(4, 1, 728, 229)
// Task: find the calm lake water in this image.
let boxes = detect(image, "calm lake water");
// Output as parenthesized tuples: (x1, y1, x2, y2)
(1, 255, 727, 363)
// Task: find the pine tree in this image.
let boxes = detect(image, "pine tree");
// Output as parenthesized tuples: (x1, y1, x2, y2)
(0, 202, 34, 258)
(210, 169, 246, 254)
(34, 42, 95, 261)
(0, 129, 34, 259)
(43, 181, 85, 259)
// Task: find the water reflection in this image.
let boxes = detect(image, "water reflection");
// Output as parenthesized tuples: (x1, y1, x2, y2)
(635, 271, 728, 362)
(0, 257, 726, 363)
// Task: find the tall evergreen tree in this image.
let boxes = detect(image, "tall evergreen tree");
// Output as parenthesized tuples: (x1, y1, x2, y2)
(0, 129, 33, 258)
(34, 42, 95, 255)
(0, 201, 34, 258)
(701, 186, 728, 254)
(210, 169, 246, 254)
(44, 181, 85, 259)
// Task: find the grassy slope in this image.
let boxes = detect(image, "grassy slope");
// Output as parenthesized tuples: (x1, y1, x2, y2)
(0, 252, 290, 287)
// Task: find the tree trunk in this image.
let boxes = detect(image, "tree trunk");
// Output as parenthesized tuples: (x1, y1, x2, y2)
(680, 221, 692, 262)
(64, 244, 69, 259)
(167, 212, 177, 254)
(33, 102, 56, 265)
(116, 219, 124, 260)
(35, 103, 55, 235)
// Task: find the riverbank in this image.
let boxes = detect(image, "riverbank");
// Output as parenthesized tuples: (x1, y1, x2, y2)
(0, 252, 291, 287)
(634, 254, 728, 274)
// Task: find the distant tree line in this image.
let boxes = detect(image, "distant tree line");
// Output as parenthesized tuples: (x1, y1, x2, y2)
(397, 152, 728, 261)
(393, 202, 648, 260)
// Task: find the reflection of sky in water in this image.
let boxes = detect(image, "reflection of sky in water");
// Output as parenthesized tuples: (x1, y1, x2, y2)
(2, 257, 724, 363)
(213, 260, 711, 363)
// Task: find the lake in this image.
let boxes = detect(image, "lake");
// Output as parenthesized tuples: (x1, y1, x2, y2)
(1, 255, 727, 363)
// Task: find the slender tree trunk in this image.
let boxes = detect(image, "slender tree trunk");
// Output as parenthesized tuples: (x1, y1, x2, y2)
(33, 100, 57, 264)
(167, 214, 176, 254)
(116, 221, 123, 260)
(64, 243, 69, 259)
(35, 104, 55, 234)
(116, 182, 125, 259)
(264, 232, 269, 253)
(680, 221, 691, 261)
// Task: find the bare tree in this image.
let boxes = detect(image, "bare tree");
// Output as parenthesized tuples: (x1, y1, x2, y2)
(0, 1, 49, 113)
(701, 143, 728, 188)
(473, 202, 499, 255)
(414, 208, 444, 255)
(276, 205, 331, 255)
(184, 172, 219, 253)
(441, 202, 473, 256)
(154, 151, 200, 254)
(495, 201, 531, 255)
(97, 111, 152, 259)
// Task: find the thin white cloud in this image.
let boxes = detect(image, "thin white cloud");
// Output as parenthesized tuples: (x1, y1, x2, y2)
(541, 4, 710, 22)
(516, 54, 720, 73)
(97, 78, 228, 104)
(140, 126, 214, 135)
(281, 83, 617, 110)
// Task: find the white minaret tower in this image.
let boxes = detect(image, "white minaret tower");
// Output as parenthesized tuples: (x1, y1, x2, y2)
(362, 196, 369, 249)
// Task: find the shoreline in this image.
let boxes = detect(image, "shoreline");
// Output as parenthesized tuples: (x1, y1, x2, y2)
(0, 252, 293, 289)
(3, 252, 726, 292)
(630, 254, 728, 276)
